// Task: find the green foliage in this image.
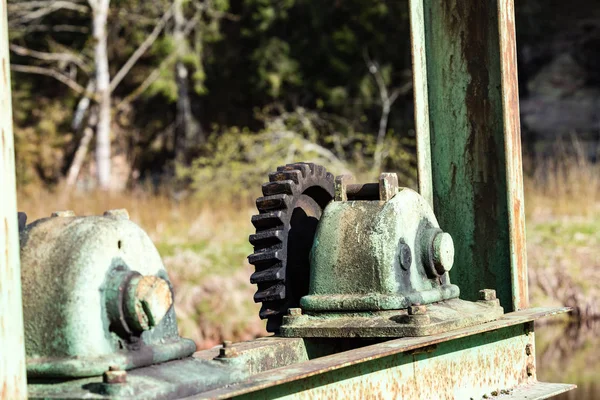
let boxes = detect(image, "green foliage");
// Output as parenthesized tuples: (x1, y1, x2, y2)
(180, 107, 416, 201)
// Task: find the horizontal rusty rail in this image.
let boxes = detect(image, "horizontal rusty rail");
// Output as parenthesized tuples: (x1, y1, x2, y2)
(191, 307, 570, 399)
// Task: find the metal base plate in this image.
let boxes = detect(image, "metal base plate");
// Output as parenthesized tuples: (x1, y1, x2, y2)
(280, 298, 504, 337)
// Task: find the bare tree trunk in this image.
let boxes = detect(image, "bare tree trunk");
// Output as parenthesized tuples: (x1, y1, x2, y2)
(373, 99, 391, 175)
(66, 107, 97, 186)
(174, 0, 202, 165)
(91, 0, 111, 190)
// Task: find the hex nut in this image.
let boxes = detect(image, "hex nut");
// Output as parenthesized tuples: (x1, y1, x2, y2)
(51, 210, 76, 217)
(288, 308, 302, 316)
(479, 289, 497, 301)
(218, 345, 239, 358)
(18, 212, 27, 231)
(103, 366, 127, 384)
(408, 305, 427, 315)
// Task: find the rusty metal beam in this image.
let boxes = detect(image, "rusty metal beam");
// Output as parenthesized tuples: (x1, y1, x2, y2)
(410, 0, 528, 311)
(0, 0, 28, 397)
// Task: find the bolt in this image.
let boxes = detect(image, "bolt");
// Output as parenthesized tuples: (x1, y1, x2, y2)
(525, 344, 533, 356)
(431, 232, 454, 274)
(526, 362, 536, 377)
(124, 275, 173, 332)
(104, 209, 130, 220)
(51, 210, 76, 217)
(218, 342, 238, 358)
(479, 289, 497, 301)
(288, 308, 302, 316)
(103, 366, 127, 384)
(408, 304, 427, 315)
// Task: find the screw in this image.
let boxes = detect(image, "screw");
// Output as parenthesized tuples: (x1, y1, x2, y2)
(104, 209, 130, 220)
(479, 289, 497, 301)
(288, 308, 302, 316)
(103, 366, 127, 384)
(408, 304, 427, 315)
(51, 210, 76, 217)
(526, 362, 535, 377)
(525, 344, 533, 356)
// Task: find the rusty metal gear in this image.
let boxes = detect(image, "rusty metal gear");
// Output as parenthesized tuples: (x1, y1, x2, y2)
(248, 162, 335, 332)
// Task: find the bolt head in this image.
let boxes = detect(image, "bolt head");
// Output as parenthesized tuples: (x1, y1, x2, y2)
(479, 289, 497, 301)
(408, 304, 427, 315)
(432, 232, 454, 274)
(103, 366, 127, 384)
(223, 341, 232, 348)
(218, 346, 238, 358)
(288, 308, 302, 316)
(398, 242, 412, 270)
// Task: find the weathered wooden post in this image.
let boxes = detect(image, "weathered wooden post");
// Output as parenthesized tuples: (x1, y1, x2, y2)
(0, 0, 28, 397)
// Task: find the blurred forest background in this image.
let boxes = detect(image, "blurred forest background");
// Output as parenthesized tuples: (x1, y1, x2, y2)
(6, 0, 600, 391)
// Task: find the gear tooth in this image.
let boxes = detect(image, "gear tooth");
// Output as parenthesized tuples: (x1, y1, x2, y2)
(254, 284, 286, 302)
(259, 301, 287, 320)
(269, 170, 301, 184)
(256, 195, 289, 212)
(312, 164, 326, 176)
(250, 265, 284, 284)
(325, 172, 334, 182)
(283, 163, 311, 178)
(251, 211, 284, 229)
(248, 249, 284, 266)
(250, 230, 284, 248)
(262, 180, 295, 196)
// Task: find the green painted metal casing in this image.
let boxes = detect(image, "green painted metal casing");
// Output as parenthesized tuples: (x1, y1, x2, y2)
(301, 188, 459, 312)
(20, 213, 196, 378)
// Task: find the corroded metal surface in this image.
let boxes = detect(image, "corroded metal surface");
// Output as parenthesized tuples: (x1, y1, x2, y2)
(0, 0, 28, 396)
(302, 187, 458, 312)
(280, 298, 504, 338)
(20, 214, 195, 377)
(192, 308, 570, 399)
(410, 0, 527, 312)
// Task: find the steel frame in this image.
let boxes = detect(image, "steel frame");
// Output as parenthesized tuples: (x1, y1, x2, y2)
(0, 0, 576, 398)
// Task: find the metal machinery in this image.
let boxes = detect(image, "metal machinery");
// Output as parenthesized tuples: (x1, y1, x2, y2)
(0, 1, 577, 400)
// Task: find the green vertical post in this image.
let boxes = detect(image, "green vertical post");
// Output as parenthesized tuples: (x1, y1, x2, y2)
(0, 0, 28, 397)
(409, 0, 528, 311)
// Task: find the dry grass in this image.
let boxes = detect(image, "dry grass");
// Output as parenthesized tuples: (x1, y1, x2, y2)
(15, 144, 600, 348)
